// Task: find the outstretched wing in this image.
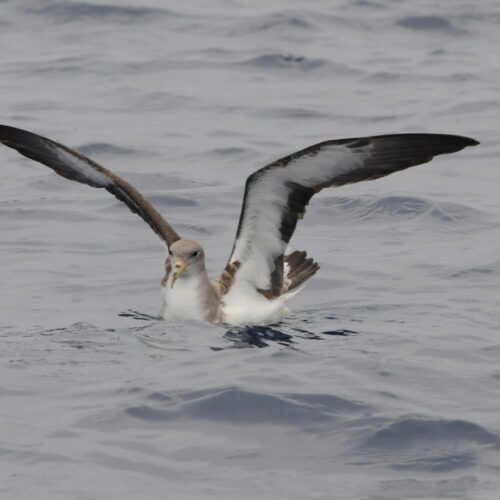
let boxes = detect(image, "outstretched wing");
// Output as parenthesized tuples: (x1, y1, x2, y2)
(0, 125, 180, 246)
(220, 133, 479, 297)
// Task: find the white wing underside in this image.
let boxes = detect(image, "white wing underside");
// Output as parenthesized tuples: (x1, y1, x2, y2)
(223, 133, 478, 297)
(228, 142, 369, 291)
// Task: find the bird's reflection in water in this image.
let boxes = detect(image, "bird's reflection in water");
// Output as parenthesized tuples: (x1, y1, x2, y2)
(121, 309, 357, 350)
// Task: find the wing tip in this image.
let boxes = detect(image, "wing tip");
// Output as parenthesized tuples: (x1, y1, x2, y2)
(0, 124, 49, 152)
(367, 132, 480, 158)
(464, 136, 480, 147)
(451, 134, 479, 148)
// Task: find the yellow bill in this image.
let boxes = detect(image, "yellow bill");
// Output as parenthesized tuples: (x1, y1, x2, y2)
(170, 261, 188, 288)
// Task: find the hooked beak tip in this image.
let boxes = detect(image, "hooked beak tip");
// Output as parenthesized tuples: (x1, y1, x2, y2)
(170, 261, 188, 288)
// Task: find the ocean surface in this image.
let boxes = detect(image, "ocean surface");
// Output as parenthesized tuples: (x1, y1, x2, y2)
(0, 1, 499, 499)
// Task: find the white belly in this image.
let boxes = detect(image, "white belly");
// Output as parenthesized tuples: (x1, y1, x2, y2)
(221, 283, 295, 326)
(160, 277, 299, 326)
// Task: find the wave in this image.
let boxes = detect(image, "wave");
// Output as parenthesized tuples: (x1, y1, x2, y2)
(365, 417, 500, 448)
(396, 16, 464, 34)
(360, 417, 500, 471)
(78, 143, 137, 156)
(318, 195, 482, 224)
(1, 207, 97, 223)
(364, 70, 477, 84)
(371, 475, 479, 500)
(451, 258, 500, 278)
(255, 107, 331, 120)
(27, 2, 174, 23)
(227, 9, 351, 36)
(145, 194, 198, 207)
(240, 54, 328, 72)
(208, 147, 249, 157)
(227, 11, 317, 35)
(123, 386, 369, 426)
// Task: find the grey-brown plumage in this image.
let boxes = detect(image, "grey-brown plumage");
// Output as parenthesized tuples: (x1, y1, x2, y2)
(0, 125, 180, 246)
(0, 124, 479, 325)
(285, 251, 320, 291)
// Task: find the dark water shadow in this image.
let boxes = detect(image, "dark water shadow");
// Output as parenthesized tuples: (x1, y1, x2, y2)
(119, 310, 160, 321)
(352, 417, 500, 472)
(120, 309, 358, 350)
(27, 3, 175, 24)
(219, 324, 358, 350)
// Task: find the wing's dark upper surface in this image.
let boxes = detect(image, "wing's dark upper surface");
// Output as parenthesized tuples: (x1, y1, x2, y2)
(0, 125, 181, 246)
(222, 133, 479, 297)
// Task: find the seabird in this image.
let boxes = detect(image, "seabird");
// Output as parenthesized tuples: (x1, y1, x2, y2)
(0, 125, 478, 325)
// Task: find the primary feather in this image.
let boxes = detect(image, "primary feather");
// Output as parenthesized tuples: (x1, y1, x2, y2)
(0, 125, 180, 247)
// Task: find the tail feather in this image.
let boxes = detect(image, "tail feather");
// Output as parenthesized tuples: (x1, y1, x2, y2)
(285, 250, 320, 291)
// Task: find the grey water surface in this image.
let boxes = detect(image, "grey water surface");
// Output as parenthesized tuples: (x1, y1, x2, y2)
(0, 1, 499, 499)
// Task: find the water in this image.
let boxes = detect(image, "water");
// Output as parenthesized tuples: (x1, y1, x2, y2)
(0, 1, 499, 498)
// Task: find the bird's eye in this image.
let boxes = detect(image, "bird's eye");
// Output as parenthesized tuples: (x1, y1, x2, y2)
(191, 250, 199, 257)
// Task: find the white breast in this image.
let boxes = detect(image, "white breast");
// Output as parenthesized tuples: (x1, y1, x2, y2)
(160, 274, 299, 326)
(160, 275, 208, 322)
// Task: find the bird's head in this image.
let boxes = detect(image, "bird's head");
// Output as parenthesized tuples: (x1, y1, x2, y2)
(168, 239, 205, 288)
